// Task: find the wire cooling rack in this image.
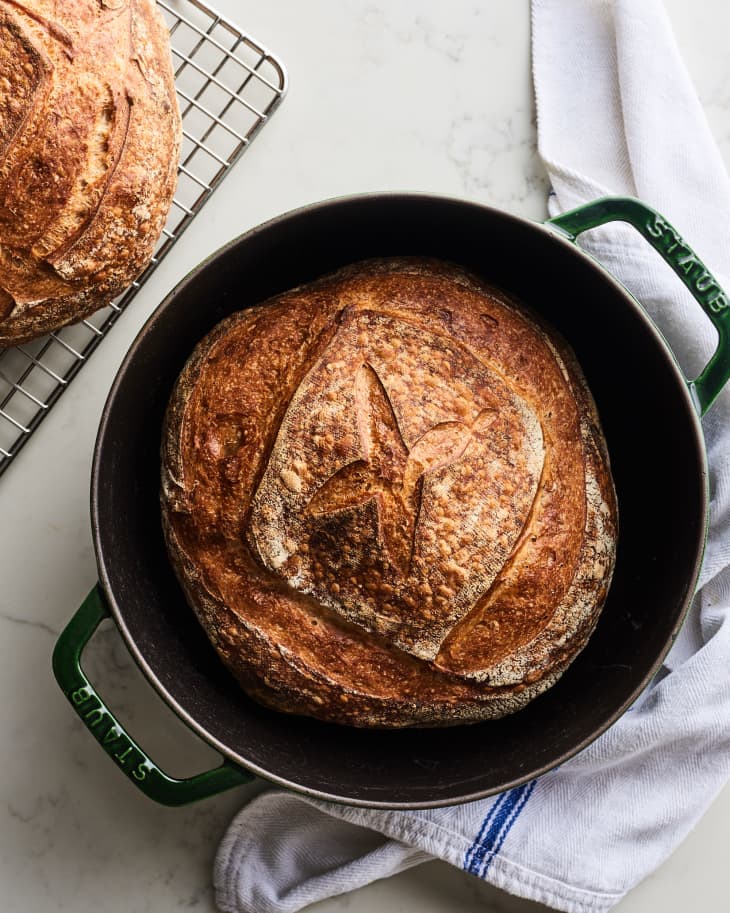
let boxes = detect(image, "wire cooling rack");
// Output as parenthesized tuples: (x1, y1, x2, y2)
(0, 0, 286, 478)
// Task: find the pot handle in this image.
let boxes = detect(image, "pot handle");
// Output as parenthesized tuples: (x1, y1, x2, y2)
(547, 196, 730, 416)
(52, 586, 255, 806)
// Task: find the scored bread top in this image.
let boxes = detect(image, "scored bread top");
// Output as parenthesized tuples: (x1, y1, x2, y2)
(161, 258, 618, 727)
(0, 0, 181, 345)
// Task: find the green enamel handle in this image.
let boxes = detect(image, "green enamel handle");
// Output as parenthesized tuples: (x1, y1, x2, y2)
(547, 196, 730, 416)
(52, 586, 254, 806)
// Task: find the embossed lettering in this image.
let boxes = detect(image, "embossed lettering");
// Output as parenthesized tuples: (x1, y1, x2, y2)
(83, 705, 105, 727)
(695, 272, 715, 293)
(102, 727, 121, 746)
(677, 252, 699, 274)
(708, 291, 729, 313)
(114, 746, 133, 764)
(132, 762, 149, 782)
(646, 214, 663, 238)
(71, 687, 90, 705)
(645, 216, 728, 313)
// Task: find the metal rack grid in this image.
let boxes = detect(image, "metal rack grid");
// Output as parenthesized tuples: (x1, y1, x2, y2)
(0, 0, 287, 479)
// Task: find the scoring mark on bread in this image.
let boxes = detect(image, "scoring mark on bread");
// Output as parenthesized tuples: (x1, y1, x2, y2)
(3, 1, 75, 56)
(47, 89, 132, 269)
(250, 304, 547, 662)
(306, 363, 497, 579)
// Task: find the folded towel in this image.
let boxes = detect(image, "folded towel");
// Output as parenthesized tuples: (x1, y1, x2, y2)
(214, 2, 730, 911)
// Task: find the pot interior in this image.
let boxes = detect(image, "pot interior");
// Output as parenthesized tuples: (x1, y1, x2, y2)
(93, 195, 706, 807)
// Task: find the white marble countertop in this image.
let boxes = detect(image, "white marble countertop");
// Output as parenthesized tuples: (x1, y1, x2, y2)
(2, 1, 730, 911)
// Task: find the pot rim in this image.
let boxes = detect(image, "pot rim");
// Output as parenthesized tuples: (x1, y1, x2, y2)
(91, 191, 709, 808)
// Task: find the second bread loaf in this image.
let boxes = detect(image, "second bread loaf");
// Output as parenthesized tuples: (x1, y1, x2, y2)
(0, 0, 181, 346)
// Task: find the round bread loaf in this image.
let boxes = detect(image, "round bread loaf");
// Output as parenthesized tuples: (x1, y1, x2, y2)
(161, 259, 618, 727)
(0, 0, 181, 346)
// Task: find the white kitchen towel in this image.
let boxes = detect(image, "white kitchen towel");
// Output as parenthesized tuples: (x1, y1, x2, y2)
(214, 2, 730, 911)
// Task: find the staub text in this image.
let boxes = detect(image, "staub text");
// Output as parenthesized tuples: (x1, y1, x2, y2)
(646, 214, 728, 313)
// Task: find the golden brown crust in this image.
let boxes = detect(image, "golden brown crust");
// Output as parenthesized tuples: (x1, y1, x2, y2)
(161, 258, 618, 727)
(0, 0, 181, 346)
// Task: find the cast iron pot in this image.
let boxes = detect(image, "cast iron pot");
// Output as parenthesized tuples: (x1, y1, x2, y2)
(53, 194, 730, 809)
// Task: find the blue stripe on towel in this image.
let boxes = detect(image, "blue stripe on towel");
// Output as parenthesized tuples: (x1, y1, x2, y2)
(462, 792, 510, 873)
(480, 779, 537, 876)
(464, 780, 537, 877)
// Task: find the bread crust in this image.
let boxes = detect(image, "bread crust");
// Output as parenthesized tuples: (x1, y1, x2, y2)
(161, 259, 618, 727)
(0, 0, 181, 346)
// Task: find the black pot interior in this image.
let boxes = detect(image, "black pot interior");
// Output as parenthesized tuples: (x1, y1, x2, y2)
(93, 195, 706, 807)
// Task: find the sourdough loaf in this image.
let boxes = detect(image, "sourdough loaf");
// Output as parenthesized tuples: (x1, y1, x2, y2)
(0, 0, 181, 346)
(161, 259, 618, 727)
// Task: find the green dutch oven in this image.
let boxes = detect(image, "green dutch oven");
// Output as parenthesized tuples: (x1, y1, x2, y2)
(53, 194, 730, 809)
